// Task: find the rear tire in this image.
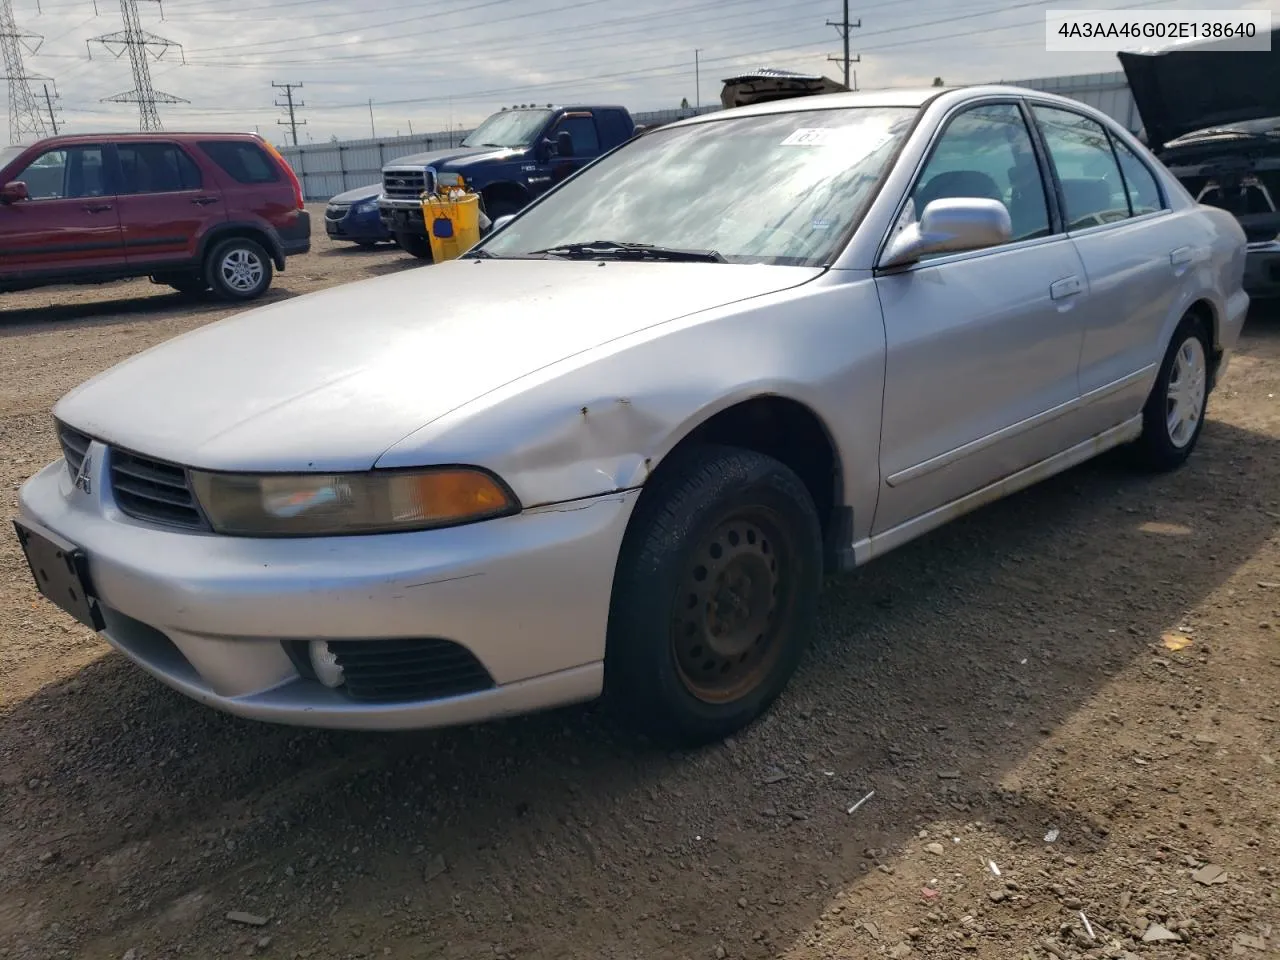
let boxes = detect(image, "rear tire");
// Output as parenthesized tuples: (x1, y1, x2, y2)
(1131, 312, 1211, 471)
(205, 237, 273, 302)
(604, 445, 823, 746)
(395, 232, 433, 261)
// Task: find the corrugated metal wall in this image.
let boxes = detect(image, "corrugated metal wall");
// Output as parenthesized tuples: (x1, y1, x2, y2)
(280, 75, 1141, 201)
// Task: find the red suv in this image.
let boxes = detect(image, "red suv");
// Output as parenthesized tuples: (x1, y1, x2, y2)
(0, 132, 310, 302)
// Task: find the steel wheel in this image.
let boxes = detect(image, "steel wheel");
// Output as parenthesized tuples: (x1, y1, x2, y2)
(1165, 334, 1207, 449)
(219, 247, 265, 294)
(671, 512, 791, 704)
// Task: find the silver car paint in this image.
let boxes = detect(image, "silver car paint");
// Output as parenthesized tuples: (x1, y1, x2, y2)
(17, 85, 1251, 731)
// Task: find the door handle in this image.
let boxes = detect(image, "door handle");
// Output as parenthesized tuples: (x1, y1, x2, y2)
(82, 203, 113, 213)
(1170, 245, 1194, 266)
(1050, 275, 1083, 300)
(191, 196, 220, 206)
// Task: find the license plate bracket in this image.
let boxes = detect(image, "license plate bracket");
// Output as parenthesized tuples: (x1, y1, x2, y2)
(12, 520, 104, 630)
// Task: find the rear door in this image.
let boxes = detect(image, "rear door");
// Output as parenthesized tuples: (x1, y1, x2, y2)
(114, 139, 224, 267)
(1026, 102, 1194, 438)
(0, 143, 123, 280)
(196, 138, 293, 232)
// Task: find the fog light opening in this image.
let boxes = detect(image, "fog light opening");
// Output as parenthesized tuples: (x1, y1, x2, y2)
(308, 640, 346, 689)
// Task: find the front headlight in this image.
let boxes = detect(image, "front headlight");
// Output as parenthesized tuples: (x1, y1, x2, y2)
(355, 199, 378, 213)
(435, 172, 465, 189)
(189, 468, 519, 536)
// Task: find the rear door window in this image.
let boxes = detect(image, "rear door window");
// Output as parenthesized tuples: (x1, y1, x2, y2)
(1109, 136, 1165, 215)
(198, 140, 280, 184)
(117, 142, 203, 194)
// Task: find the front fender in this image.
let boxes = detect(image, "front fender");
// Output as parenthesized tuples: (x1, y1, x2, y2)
(373, 271, 888, 541)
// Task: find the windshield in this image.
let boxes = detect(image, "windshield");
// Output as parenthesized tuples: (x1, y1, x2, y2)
(1, 146, 24, 172)
(461, 109, 554, 149)
(479, 106, 919, 267)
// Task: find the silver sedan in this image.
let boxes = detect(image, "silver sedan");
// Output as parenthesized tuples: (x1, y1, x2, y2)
(15, 85, 1249, 745)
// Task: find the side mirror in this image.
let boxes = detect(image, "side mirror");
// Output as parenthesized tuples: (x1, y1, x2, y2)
(880, 197, 1011, 268)
(0, 181, 29, 204)
(534, 139, 552, 164)
(555, 130, 574, 157)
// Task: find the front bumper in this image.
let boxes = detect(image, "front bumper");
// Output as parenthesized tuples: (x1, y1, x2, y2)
(378, 199, 427, 237)
(1244, 239, 1280, 299)
(325, 204, 391, 242)
(17, 448, 639, 731)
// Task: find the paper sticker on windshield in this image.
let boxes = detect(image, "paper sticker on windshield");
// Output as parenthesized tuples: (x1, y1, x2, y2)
(780, 128, 893, 153)
(781, 128, 843, 146)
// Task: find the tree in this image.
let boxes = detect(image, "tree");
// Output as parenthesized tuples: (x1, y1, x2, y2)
(680, 97, 690, 109)
(932, 77, 944, 87)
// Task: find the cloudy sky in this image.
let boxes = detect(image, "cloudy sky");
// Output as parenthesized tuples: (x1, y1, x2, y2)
(9, 0, 1274, 143)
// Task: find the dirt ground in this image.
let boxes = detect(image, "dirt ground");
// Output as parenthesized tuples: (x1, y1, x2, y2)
(0, 207, 1277, 960)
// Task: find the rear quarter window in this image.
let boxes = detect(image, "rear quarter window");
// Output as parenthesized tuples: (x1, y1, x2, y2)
(198, 140, 280, 184)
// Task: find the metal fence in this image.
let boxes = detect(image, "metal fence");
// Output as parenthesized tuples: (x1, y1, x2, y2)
(279, 74, 1143, 202)
(278, 106, 721, 201)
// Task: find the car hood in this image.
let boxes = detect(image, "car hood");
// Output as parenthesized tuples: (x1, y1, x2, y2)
(54, 260, 821, 473)
(382, 146, 508, 169)
(1118, 29, 1280, 149)
(328, 183, 382, 204)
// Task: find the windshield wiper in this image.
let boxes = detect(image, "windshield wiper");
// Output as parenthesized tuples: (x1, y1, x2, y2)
(528, 240, 726, 263)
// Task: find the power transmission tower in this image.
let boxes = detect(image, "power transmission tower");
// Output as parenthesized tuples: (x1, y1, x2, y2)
(88, 0, 186, 131)
(1, 0, 50, 143)
(273, 81, 305, 146)
(826, 0, 861, 91)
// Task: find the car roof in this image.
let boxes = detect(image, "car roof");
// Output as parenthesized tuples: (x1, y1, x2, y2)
(662, 84, 1111, 128)
(14, 131, 266, 149)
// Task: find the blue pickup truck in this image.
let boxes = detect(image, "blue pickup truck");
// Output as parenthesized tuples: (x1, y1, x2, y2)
(377, 104, 636, 259)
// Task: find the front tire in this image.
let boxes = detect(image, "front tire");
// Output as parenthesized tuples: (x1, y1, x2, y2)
(395, 232, 433, 261)
(205, 237, 273, 302)
(605, 445, 823, 746)
(1132, 313, 1211, 471)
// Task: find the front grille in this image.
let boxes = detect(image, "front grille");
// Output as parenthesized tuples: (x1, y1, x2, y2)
(109, 448, 206, 530)
(382, 169, 430, 200)
(328, 639, 495, 703)
(324, 203, 348, 222)
(57, 422, 91, 477)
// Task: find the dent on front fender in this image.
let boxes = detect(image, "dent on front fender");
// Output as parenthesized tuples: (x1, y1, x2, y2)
(475, 395, 670, 506)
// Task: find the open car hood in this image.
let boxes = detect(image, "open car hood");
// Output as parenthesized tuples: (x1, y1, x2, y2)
(1118, 28, 1280, 149)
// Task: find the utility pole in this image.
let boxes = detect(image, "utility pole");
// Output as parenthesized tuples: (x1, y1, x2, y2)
(826, 0, 861, 91)
(42, 82, 58, 134)
(367, 98, 375, 138)
(272, 81, 304, 146)
(694, 48, 701, 109)
(88, 0, 187, 131)
(1, 0, 49, 143)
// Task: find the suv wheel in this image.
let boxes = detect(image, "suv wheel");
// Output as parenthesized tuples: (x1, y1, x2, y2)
(206, 237, 273, 301)
(604, 445, 823, 745)
(395, 232, 433, 261)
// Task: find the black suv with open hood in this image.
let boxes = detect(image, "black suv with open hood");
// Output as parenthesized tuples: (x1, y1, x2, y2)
(1119, 30, 1280, 297)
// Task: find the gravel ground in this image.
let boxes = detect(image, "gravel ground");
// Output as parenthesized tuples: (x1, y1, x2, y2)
(1, 209, 1277, 960)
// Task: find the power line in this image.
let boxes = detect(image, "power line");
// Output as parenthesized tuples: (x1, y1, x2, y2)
(827, 0, 861, 90)
(273, 80, 304, 145)
(1, 0, 50, 142)
(88, 0, 186, 131)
